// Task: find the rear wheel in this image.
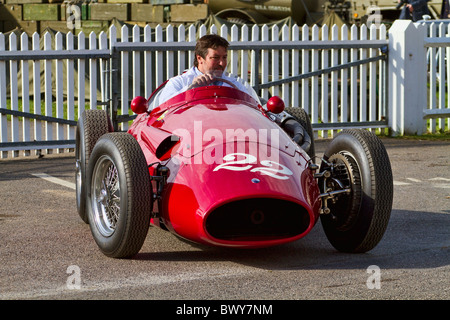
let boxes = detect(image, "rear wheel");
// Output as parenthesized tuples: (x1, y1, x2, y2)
(285, 107, 315, 160)
(75, 110, 111, 223)
(86, 133, 152, 258)
(320, 129, 393, 253)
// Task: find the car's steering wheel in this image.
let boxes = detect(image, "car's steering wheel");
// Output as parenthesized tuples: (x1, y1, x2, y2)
(188, 77, 239, 90)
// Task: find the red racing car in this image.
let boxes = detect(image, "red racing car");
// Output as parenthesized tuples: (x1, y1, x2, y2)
(75, 79, 393, 258)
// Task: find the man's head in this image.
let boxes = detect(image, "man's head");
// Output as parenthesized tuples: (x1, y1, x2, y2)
(194, 34, 229, 76)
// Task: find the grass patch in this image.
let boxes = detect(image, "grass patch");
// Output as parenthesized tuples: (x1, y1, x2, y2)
(3, 98, 94, 121)
(393, 132, 450, 141)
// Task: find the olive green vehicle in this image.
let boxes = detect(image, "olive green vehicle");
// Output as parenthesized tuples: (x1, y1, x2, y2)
(0, 0, 444, 37)
(207, 0, 444, 25)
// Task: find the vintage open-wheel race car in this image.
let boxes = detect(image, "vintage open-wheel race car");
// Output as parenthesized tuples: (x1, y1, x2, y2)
(75, 76, 393, 258)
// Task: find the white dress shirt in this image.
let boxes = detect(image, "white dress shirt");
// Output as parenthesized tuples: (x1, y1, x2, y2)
(155, 66, 258, 108)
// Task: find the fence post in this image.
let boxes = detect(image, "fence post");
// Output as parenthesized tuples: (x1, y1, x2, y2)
(0, 33, 7, 159)
(110, 26, 120, 132)
(388, 20, 427, 135)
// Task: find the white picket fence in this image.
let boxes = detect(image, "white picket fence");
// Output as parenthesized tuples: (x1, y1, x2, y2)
(110, 23, 389, 133)
(387, 19, 450, 136)
(0, 20, 447, 159)
(424, 21, 450, 133)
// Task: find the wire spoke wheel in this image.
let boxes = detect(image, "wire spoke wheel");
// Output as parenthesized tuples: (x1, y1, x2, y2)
(91, 156, 121, 237)
(320, 129, 393, 253)
(325, 152, 362, 232)
(86, 133, 152, 258)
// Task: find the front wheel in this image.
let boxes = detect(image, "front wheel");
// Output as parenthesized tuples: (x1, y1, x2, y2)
(86, 133, 152, 258)
(320, 129, 393, 253)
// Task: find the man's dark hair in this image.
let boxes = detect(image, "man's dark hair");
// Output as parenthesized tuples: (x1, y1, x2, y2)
(194, 34, 229, 67)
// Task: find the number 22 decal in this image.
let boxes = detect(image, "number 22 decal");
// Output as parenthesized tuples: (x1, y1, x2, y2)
(213, 153, 293, 180)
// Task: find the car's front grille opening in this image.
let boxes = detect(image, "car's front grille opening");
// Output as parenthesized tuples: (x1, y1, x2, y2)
(205, 198, 310, 241)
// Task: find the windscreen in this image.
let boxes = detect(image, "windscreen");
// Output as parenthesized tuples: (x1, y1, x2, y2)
(147, 72, 262, 111)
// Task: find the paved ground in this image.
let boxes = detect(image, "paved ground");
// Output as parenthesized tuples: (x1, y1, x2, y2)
(0, 137, 448, 304)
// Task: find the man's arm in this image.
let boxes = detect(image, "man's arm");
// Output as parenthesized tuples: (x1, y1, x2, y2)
(157, 72, 194, 104)
(409, 0, 428, 11)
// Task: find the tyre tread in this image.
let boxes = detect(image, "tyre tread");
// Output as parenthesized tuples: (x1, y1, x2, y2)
(322, 129, 393, 253)
(89, 133, 152, 258)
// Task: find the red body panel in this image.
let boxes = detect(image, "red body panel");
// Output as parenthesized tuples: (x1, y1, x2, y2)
(128, 86, 321, 248)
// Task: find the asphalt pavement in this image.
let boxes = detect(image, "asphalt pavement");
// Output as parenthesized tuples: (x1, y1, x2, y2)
(0, 137, 448, 303)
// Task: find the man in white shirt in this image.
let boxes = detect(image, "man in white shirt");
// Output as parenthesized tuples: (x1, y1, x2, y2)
(157, 34, 252, 103)
(155, 34, 312, 155)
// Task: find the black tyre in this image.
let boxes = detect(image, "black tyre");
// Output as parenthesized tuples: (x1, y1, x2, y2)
(86, 133, 152, 258)
(320, 129, 393, 253)
(284, 107, 315, 160)
(75, 110, 111, 223)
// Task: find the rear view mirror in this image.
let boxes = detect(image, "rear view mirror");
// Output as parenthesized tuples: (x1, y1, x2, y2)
(131, 96, 149, 114)
(266, 96, 285, 114)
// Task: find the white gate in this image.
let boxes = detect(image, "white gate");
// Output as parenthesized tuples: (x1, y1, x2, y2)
(0, 22, 391, 158)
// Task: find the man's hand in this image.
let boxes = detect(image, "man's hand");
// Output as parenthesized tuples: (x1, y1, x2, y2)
(192, 73, 215, 87)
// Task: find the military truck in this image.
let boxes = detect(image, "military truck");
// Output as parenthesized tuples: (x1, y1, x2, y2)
(207, 0, 327, 25)
(207, 0, 444, 26)
(0, 0, 445, 36)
